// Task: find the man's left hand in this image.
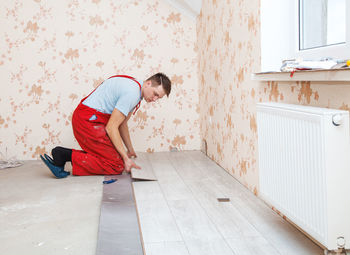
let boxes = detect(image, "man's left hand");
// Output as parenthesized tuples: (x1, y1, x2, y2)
(124, 157, 141, 173)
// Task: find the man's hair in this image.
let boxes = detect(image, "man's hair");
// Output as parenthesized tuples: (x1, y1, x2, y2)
(146, 73, 171, 97)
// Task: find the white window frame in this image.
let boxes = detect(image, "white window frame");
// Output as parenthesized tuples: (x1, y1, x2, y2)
(260, 0, 350, 72)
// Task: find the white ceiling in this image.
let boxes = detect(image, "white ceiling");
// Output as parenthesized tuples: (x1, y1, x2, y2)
(164, 0, 202, 20)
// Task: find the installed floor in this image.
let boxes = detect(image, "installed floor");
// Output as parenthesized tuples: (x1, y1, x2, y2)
(133, 151, 323, 255)
(0, 151, 323, 255)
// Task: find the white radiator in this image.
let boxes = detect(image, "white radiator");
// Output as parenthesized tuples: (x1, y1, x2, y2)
(257, 102, 350, 251)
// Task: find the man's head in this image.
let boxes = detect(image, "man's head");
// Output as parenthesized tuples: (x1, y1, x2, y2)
(142, 73, 171, 103)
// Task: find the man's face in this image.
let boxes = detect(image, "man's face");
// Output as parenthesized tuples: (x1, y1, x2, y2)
(142, 81, 166, 103)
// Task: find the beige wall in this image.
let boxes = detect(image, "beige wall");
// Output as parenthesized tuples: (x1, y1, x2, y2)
(0, 0, 200, 160)
(197, 0, 350, 194)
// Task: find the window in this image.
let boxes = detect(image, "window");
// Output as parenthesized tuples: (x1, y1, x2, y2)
(299, 0, 345, 50)
(260, 0, 350, 72)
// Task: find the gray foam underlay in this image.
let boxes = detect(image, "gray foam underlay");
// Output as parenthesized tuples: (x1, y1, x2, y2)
(96, 174, 143, 255)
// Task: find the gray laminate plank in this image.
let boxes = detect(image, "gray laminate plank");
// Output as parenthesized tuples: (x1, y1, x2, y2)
(167, 151, 206, 181)
(252, 220, 322, 255)
(147, 153, 194, 201)
(132, 181, 164, 202)
(167, 199, 235, 254)
(144, 241, 190, 255)
(132, 152, 157, 181)
(157, 177, 194, 201)
(146, 152, 179, 180)
(167, 199, 222, 241)
(226, 236, 281, 255)
(132, 182, 183, 243)
(185, 239, 235, 255)
(185, 178, 228, 202)
(184, 151, 251, 197)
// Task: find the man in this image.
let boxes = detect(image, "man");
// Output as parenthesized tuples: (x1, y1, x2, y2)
(40, 73, 171, 178)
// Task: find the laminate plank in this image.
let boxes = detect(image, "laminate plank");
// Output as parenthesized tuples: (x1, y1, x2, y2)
(255, 220, 323, 255)
(167, 200, 235, 253)
(167, 153, 229, 201)
(167, 199, 222, 241)
(132, 152, 157, 181)
(185, 239, 234, 255)
(146, 152, 179, 180)
(147, 153, 194, 201)
(190, 186, 261, 238)
(144, 241, 189, 255)
(184, 151, 251, 197)
(184, 178, 228, 202)
(132, 182, 183, 243)
(157, 177, 194, 201)
(132, 181, 164, 202)
(229, 195, 282, 224)
(183, 151, 236, 185)
(167, 152, 206, 181)
(226, 236, 281, 255)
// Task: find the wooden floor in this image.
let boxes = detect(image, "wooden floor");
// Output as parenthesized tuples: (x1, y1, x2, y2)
(132, 151, 323, 255)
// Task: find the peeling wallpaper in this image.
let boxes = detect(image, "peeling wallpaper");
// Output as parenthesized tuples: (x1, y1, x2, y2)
(197, 0, 350, 194)
(0, 0, 200, 160)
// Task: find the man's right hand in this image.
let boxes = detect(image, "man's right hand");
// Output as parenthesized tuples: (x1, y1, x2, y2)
(124, 157, 141, 173)
(127, 150, 137, 158)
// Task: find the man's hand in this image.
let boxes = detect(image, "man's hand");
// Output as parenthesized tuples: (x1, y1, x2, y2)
(124, 157, 141, 173)
(127, 150, 137, 158)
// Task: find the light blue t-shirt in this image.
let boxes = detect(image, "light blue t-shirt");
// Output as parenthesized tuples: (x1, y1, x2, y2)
(83, 76, 142, 116)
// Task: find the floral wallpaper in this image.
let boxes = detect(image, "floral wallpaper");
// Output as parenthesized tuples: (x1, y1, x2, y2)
(197, 0, 350, 194)
(0, 0, 200, 160)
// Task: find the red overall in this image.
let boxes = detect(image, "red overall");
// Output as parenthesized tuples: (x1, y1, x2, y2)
(71, 75, 141, 176)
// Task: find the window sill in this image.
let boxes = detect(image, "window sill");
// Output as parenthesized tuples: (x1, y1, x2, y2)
(251, 68, 350, 82)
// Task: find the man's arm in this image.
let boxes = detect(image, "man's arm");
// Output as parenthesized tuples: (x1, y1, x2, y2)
(119, 112, 136, 158)
(105, 108, 140, 172)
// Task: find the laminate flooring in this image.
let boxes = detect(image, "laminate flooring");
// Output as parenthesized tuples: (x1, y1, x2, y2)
(132, 153, 157, 181)
(0, 151, 325, 255)
(133, 151, 323, 255)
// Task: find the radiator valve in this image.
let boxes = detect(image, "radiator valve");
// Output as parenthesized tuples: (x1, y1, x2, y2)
(337, 236, 346, 249)
(332, 114, 343, 126)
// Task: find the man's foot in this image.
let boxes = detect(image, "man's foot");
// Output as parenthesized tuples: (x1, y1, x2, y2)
(44, 153, 55, 164)
(40, 155, 70, 178)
